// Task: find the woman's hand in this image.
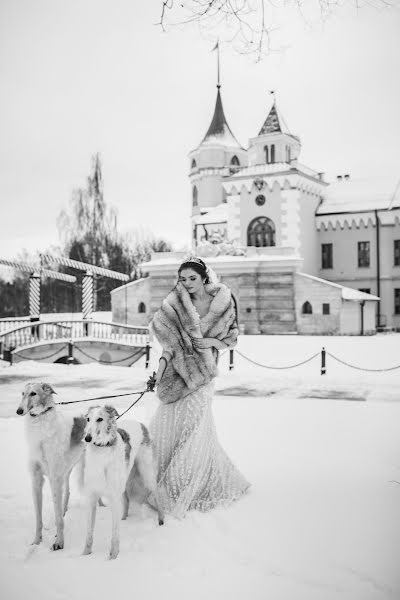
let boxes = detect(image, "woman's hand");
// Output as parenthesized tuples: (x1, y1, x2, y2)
(191, 337, 217, 350)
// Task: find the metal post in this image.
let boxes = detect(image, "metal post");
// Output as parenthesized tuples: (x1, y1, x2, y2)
(67, 341, 74, 366)
(4, 349, 13, 365)
(321, 347, 326, 375)
(145, 344, 150, 369)
(229, 349, 234, 371)
(360, 301, 365, 336)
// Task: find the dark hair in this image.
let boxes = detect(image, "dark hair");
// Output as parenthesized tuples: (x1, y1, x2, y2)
(178, 259, 210, 284)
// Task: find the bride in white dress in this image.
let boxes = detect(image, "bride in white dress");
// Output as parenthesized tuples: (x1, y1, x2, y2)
(149, 257, 250, 519)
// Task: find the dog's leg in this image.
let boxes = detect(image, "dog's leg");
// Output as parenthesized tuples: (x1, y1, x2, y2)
(82, 494, 98, 556)
(31, 463, 44, 545)
(63, 470, 71, 517)
(122, 491, 129, 520)
(49, 475, 65, 550)
(109, 497, 122, 560)
(137, 449, 165, 526)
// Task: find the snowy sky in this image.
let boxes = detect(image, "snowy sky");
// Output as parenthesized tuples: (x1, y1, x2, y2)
(0, 0, 399, 261)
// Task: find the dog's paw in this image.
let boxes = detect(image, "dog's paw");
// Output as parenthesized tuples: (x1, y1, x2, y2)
(51, 542, 64, 551)
(31, 536, 42, 545)
(82, 546, 92, 556)
(158, 518, 164, 526)
(109, 546, 119, 560)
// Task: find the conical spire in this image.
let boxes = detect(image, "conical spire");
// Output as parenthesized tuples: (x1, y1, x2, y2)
(258, 100, 291, 136)
(200, 87, 241, 148)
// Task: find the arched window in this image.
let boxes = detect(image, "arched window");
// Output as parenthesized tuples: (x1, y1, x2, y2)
(286, 146, 291, 163)
(138, 302, 146, 314)
(247, 216, 275, 247)
(264, 145, 269, 164)
(271, 144, 275, 164)
(191, 159, 197, 169)
(192, 186, 198, 207)
(302, 301, 312, 314)
(230, 155, 240, 166)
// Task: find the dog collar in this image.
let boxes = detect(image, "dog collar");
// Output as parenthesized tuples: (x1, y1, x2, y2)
(29, 406, 54, 418)
(93, 438, 117, 447)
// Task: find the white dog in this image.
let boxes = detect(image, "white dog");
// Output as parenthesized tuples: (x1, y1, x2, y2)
(82, 404, 164, 559)
(16, 382, 86, 550)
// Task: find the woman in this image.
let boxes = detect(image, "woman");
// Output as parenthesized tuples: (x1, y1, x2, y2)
(149, 257, 250, 519)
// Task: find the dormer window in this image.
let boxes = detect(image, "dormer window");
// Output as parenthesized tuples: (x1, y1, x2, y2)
(264, 146, 269, 164)
(230, 155, 240, 166)
(271, 144, 275, 164)
(286, 146, 291, 163)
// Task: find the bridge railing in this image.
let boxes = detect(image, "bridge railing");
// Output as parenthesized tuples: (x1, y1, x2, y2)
(0, 320, 150, 351)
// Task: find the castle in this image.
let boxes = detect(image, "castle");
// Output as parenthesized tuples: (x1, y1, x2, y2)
(111, 81, 400, 335)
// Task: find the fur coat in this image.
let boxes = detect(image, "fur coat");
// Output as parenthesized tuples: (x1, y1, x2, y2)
(151, 282, 238, 404)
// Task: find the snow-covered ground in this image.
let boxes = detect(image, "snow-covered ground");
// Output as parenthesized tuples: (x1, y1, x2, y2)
(1, 334, 399, 600)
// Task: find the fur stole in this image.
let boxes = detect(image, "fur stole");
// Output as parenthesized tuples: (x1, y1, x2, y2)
(151, 282, 238, 404)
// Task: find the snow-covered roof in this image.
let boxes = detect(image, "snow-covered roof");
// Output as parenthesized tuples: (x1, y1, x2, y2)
(317, 175, 400, 215)
(193, 204, 228, 225)
(198, 88, 243, 150)
(298, 273, 380, 301)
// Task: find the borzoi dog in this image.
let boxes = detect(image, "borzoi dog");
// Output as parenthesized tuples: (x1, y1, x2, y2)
(16, 382, 86, 550)
(82, 404, 164, 559)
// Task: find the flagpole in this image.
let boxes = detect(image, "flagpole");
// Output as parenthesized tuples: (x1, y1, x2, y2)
(217, 40, 220, 88)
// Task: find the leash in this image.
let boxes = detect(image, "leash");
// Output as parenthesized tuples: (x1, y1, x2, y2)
(56, 373, 157, 420)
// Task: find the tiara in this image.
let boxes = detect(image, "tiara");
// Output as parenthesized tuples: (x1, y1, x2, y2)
(180, 255, 206, 268)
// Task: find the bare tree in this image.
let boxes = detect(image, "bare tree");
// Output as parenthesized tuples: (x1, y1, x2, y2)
(158, 0, 396, 60)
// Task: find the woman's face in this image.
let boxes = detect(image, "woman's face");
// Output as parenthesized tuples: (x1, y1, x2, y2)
(179, 268, 204, 295)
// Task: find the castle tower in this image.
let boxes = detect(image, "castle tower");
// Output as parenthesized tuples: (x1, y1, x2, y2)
(248, 98, 301, 166)
(188, 52, 247, 243)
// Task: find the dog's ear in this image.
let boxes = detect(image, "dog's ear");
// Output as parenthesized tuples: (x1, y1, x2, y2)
(105, 405, 119, 420)
(40, 383, 57, 395)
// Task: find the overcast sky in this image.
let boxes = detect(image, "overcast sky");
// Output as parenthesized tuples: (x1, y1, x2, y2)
(0, 0, 399, 262)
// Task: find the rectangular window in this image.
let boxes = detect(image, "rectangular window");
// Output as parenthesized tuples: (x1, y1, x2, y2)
(322, 303, 330, 315)
(321, 243, 333, 269)
(358, 241, 370, 268)
(395, 289, 400, 315)
(394, 240, 400, 266)
(358, 288, 371, 294)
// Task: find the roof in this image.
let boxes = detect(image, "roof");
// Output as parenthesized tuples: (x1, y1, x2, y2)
(199, 88, 242, 149)
(258, 102, 292, 136)
(193, 204, 228, 225)
(317, 175, 400, 215)
(298, 273, 380, 301)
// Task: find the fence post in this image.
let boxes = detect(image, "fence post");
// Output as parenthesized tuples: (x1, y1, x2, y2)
(321, 347, 326, 375)
(67, 341, 74, 366)
(145, 344, 150, 369)
(229, 349, 234, 371)
(4, 349, 13, 366)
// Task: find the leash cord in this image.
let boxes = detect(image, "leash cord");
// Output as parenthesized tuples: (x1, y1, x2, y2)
(57, 389, 151, 406)
(115, 391, 147, 420)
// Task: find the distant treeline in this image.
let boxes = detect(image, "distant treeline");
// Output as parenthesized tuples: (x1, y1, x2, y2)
(0, 154, 172, 318)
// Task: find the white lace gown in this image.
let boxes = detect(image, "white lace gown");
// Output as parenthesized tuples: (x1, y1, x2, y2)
(150, 379, 250, 519)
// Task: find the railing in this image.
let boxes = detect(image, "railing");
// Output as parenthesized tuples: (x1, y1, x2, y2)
(0, 317, 31, 333)
(0, 320, 150, 352)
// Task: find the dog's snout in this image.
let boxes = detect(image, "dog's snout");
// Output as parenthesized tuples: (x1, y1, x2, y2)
(16, 407, 24, 415)
(85, 434, 92, 443)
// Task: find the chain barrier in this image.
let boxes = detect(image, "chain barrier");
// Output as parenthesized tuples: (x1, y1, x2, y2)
(234, 349, 320, 370)
(73, 345, 146, 364)
(326, 351, 400, 373)
(14, 344, 69, 362)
